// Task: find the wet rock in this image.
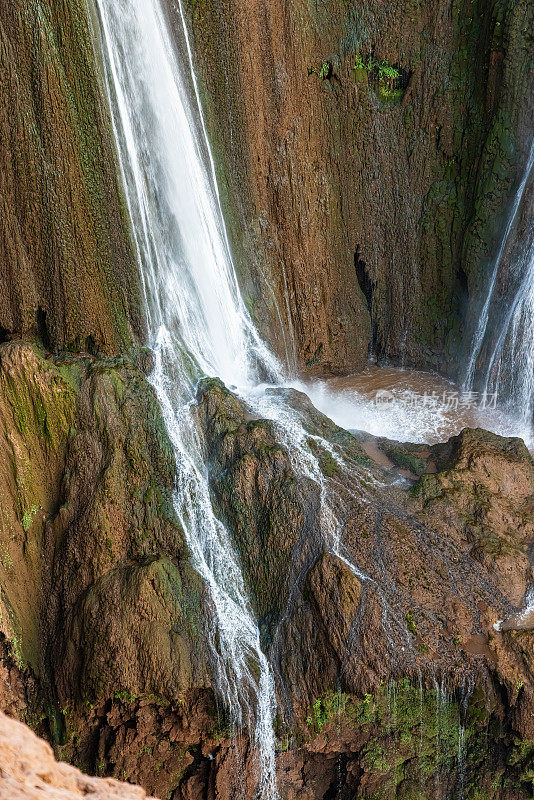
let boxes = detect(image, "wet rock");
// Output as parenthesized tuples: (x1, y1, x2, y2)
(411, 428, 534, 605)
(196, 379, 315, 629)
(499, 607, 534, 632)
(0, 342, 210, 763)
(182, 0, 533, 377)
(375, 438, 429, 477)
(0, 1, 145, 353)
(304, 552, 362, 662)
(1, 350, 534, 797)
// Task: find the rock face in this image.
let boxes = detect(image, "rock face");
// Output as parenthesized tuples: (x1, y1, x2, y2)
(195, 384, 534, 799)
(1, 344, 533, 799)
(0, 0, 144, 353)
(181, 0, 533, 376)
(0, 711, 158, 799)
(0, 343, 210, 760)
(411, 428, 534, 606)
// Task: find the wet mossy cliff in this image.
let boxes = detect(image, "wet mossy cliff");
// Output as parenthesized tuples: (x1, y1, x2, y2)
(181, 0, 533, 376)
(0, 0, 145, 353)
(1, 344, 534, 799)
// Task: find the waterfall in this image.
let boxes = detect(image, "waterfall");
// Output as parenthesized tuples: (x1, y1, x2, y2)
(92, 0, 412, 795)
(93, 0, 281, 796)
(480, 191, 534, 424)
(464, 141, 534, 426)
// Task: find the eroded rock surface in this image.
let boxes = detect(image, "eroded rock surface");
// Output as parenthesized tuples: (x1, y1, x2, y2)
(0, 342, 533, 799)
(0, 0, 144, 353)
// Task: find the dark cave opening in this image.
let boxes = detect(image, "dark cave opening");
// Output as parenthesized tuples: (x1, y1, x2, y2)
(36, 306, 51, 350)
(354, 247, 377, 354)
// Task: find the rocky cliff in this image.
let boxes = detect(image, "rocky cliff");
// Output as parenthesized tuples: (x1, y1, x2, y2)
(0, 0, 144, 353)
(0, 340, 533, 799)
(0, 711, 158, 800)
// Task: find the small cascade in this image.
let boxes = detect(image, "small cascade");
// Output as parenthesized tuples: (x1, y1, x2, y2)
(494, 585, 534, 631)
(480, 202, 534, 424)
(464, 141, 534, 430)
(431, 676, 447, 799)
(456, 675, 474, 800)
(425, 673, 478, 799)
(456, 725, 466, 800)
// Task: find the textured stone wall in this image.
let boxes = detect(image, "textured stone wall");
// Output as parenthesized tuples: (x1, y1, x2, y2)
(182, 0, 533, 377)
(0, 0, 145, 354)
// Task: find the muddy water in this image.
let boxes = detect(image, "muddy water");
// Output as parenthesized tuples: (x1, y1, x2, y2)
(301, 366, 534, 447)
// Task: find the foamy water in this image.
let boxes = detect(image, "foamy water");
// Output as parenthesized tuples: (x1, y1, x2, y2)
(295, 367, 534, 447)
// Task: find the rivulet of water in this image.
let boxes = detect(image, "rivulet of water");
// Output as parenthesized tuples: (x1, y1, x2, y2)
(479, 185, 534, 425)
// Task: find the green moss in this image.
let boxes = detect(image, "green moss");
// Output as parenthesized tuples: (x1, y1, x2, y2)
(114, 689, 138, 704)
(380, 442, 427, 476)
(307, 437, 341, 477)
(21, 505, 38, 533)
(308, 61, 333, 80)
(298, 679, 529, 796)
(354, 52, 407, 106)
(405, 610, 417, 635)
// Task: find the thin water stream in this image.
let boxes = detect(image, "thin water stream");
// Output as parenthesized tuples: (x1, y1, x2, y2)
(464, 141, 534, 390)
(479, 183, 534, 425)
(92, 2, 411, 794)
(464, 140, 534, 428)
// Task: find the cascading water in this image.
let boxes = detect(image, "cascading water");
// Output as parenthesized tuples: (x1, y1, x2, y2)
(93, 0, 281, 796)
(464, 141, 534, 432)
(91, 2, 413, 795)
(479, 187, 534, 425)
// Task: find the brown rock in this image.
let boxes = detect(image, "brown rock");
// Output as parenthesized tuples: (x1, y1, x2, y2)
(411, 428, 534, 606)
(180, 0, 533, 377)
(0, 0, 144, 353)
(305, 552, 362, 661)
(0, 711, 158, 799)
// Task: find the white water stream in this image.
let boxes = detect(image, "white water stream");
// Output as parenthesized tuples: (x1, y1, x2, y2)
(464, 140, 534, 427)
(91, 0, 532, 794)
(94, 0, 281, 795)
(479, 183, 534, 425)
